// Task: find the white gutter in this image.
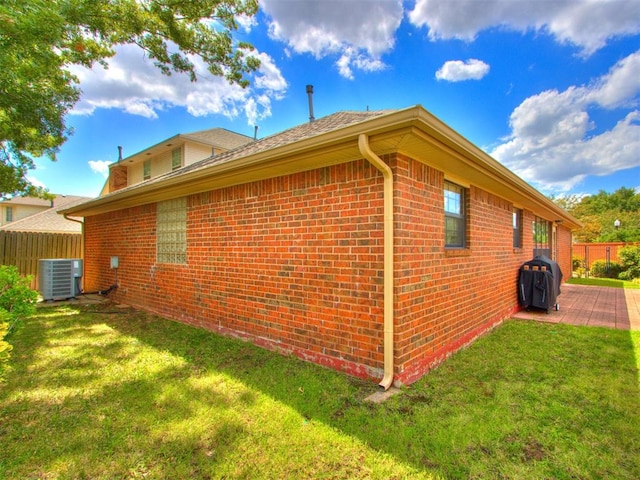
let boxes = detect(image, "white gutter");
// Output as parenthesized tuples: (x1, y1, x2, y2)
(358, 134, 394, 390)
(63, 214, 85, 283)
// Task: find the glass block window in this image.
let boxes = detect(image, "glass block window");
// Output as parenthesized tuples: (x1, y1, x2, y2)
(444, 181, 466, 248)
(157, 197, 187, 264)
(171, 148, 182, 171)
(143, 159, 151, 180)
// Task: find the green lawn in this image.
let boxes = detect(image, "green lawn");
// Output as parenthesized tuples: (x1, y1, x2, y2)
(1, 303, 639, 479)
(567, 277, 640, 289)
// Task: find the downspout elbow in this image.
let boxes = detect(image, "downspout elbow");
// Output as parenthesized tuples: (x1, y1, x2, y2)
(63, 214, 84, 226)
(358, 134, 394, 390)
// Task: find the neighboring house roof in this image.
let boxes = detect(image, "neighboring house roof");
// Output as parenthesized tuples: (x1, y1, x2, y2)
(1, 196, 53, 207)
(61, 105, 581, 229)
(115, 127, 254, 166)
(182, 127, 255, 149)
(0, 195, 90, 233)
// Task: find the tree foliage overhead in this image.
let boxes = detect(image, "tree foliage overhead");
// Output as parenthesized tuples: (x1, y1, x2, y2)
(0, 0, 259, 199)
(553, 187, 640, 243)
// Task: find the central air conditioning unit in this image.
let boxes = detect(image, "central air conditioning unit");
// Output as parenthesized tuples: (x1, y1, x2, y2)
(38, 259, 83, 301)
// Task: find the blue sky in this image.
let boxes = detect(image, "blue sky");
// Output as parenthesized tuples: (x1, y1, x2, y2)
(33, 0, 640, 199)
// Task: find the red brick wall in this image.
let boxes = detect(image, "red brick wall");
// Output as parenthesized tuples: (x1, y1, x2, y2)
(84, 154, 572, 386)
(85, 161, 387, 380)
(555, 226, 573, 280)
(108, 165, 128, 192)
(392, 155, 532, 384)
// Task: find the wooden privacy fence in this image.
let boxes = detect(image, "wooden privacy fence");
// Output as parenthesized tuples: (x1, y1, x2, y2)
(0, 231, 82, 290)
(573, 242, 639, 273)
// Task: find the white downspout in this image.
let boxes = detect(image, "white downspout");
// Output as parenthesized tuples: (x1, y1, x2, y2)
(358, 134, 394, 390)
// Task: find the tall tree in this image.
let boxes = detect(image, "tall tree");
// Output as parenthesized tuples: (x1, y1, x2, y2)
(0, 0, 259, 199)
(554, 187, 640, 242)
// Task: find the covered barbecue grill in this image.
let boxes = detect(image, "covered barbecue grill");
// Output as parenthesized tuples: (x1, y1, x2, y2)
(518, 255, 563, 313)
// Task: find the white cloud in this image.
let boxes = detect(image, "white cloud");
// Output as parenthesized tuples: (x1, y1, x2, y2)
(26, 176, 47, 189)
(236, 13, 257, 32)
(261, 0, 402, 79)
(88, 160, 111, 178)
(70, 44, 288, 126)
(436, 59, 490, 82)
(588, 51, 640, 108)
(491, 51, 640, 192)
(408, 0, 640, 55)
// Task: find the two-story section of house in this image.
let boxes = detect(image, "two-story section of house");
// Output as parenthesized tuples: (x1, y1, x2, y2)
(106, 128, 254, 194)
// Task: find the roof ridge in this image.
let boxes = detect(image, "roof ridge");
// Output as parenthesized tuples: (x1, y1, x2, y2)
(184, 126, 252, 138)
(173, 110, 395, 176)
(79, 109, 397, 201)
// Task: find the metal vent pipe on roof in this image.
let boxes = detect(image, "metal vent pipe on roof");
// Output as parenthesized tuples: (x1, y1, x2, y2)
(254, 125, 259, 140)
(306, 85, 315, 122)
(117, 146, 123, 162)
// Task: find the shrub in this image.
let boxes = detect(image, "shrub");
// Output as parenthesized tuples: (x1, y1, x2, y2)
(573, 267, 586, 278)
(618, 245, 640, 280)
(573, 256, 584, 270)
(589, 260, 622, 279)
(0, 266, 38, 383)
(0, 309, 12, 383)
(0, 265, 37, 318)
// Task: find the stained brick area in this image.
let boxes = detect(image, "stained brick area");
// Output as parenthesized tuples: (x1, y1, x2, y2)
(84, 154, 577, 385)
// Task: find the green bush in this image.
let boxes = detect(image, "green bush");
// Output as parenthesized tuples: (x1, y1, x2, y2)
(618, 245, 640, 280)
(0, 309, 12, 383)
(0, 265, 37, 318)
(589, 260, 622, 279)
(0, 265, 38, 383)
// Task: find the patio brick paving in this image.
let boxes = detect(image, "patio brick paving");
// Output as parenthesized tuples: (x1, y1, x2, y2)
(512, 283, 640, 330)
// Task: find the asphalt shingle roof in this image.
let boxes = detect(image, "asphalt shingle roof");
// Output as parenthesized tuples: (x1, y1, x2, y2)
(0, 195, 90, 233)
(183, 128, 254, 150)
(140, 110, 393, 189)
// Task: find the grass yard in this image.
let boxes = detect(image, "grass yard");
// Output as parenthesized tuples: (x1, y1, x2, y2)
(1, 302, 639, 479)
(567, 277, 640, 289)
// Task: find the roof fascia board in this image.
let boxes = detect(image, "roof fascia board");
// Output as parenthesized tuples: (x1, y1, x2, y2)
(405, 111, 581, 228)
(64, 105, 580, 228)
(62, 110, 419, 216)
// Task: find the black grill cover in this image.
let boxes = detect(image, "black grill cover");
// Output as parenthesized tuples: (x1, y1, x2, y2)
(518, 255, 563, 312)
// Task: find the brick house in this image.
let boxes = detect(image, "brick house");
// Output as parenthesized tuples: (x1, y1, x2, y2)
(62, 106, 580, 388)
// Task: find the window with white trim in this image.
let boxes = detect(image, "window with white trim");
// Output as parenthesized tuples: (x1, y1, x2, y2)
(171, 148, 182, 171)
(444, 181, 466, 248)
(143, 159, 151, 180)
(513, 208, 523, 248)
(157, 197, 187, 264)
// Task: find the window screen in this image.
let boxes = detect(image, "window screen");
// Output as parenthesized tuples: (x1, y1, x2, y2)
(143, 159, 151, 180)
(513, 208, 523, 248)
(171, 148, 182, 171)
(444, 181, 466, 248)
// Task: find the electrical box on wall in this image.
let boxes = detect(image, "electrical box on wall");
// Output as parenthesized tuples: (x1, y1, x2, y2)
(110, 256, 119, 269)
